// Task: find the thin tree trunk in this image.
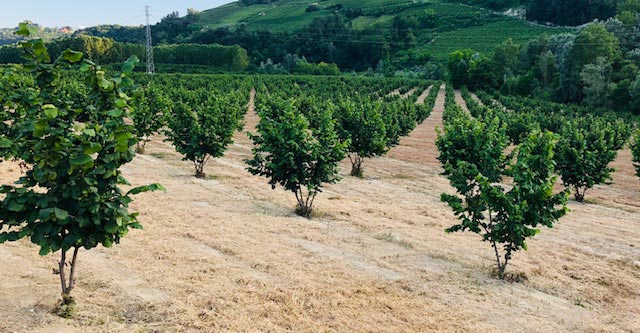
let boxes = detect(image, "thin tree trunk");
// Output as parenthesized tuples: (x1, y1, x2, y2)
(501, 249, 511, 279)
(483, 212, 505, 279)
(575, 187, 586, 202)
(67, 247, 80, 295)
(349, 153, 364, 177)
(195, 159, 206, 178)
(491, 240, 504, 279)
(58, 249, 67, 298)
(294, 187, 313, 218)
(57, 247, 79, 318)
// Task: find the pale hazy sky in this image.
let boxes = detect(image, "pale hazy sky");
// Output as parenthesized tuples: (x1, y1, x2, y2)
(0, 0, 236, 28)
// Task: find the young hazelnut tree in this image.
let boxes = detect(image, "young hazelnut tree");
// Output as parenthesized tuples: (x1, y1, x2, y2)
(335, 98, 388, 177)
(0, 23, 163, 317)
(165, 91, 242, 178)
(437, 113, 568, 279)
(555, 116, 631, 202)
(130, 84, 171, 154)
(246, 98, 347, 218)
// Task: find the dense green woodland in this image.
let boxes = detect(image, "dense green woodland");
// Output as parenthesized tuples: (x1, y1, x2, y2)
(443, 0, 625, 26)
(61, 0, 636, 72)
(0, 36, 250, 71)
(448, 15, 640, 113)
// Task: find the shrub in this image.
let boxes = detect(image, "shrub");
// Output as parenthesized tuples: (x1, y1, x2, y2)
(306, 4, 321, 12)
(555, 116, 630, 202)
(246, 98, 347, 217)
(0, 23, 163, 316)
(165, 91, 242, 178)
(335, 98, 388, 177)
(130, 84, 171, 153)
(437, 113, 567, 279)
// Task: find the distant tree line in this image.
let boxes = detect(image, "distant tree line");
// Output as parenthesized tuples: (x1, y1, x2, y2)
(526, 0, 619, 26)
(258, 54, 340, 75)
(450, 0, 633, 26)
(0, 36, 250, 71)
(445, 0, 526, 11)
(76, 14, 390, 71)
(6, 1, 632, 75)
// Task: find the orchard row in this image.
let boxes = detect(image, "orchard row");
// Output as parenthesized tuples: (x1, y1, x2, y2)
(437, 84, 639, 279)
(2, 27, 639, 316)
(0, 29, 440, 315)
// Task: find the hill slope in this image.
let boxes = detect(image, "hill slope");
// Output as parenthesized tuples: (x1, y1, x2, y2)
(67, 0, 572, 71)
(199, 0, 418, 32)
(195, 0, 570, 60)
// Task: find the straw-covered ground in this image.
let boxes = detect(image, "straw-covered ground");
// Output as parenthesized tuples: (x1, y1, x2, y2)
(0, 87, 638, 332)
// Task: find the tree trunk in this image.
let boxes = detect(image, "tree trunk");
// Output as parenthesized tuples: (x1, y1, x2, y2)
(135, 141, 145, 154)
(57, 247, 79, 318)
(195, 160, 206, 178)
(349, 154, 364, 178)
(574, 187, 585, 202)
(491, 240, 505, 279)
(294, 188, 315, 218)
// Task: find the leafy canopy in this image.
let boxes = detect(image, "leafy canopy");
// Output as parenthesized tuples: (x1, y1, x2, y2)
(555, 115, 630, 202)
(0, 23, 163, 255)
(246, 97, 347, 217)
(437, 113, 567, 278)
(165, 90, 242, 178)
(335, 98, 388, 177)
(130, 83, 171, 153)
(0, 23, 164, 316)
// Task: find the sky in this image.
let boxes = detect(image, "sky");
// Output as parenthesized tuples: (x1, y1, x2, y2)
(0, 0, 235, 29)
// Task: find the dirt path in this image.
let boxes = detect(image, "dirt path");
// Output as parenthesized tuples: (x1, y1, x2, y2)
(414, 86, 432, 105)
(386, 84, 444, 166)
(1, 86, 639, 332)
(454, 89, 469, 112)
(400, 87, 417, 99)
(471, 92, 483, 105)
(388, 87, 417, 99)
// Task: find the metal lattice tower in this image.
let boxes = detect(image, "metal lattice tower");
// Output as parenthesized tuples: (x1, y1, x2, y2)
(145, 5, 155, 74)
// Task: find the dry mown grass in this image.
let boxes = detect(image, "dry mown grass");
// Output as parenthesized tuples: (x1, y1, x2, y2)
(0, 87, 638, 332)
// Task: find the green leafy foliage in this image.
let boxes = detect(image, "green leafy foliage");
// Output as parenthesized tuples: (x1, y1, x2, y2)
(165, 90, 242, 178)
(0, 36, 251, 71)
(130, 84, 171, 153)
(335, 98, 388, 177)
(555, 116, 631, 201)
(473, 91, 632, 202)
(246, 97, 347, 218)
(443, 84, 466, 122)
(437, 112, 567, 278)
(381, 96, 418, 147)
(438, 114, 509, 190)
(0, 23, 163, 312)
(631, 129, 640, 178)
(448, 49, 478, 88)
(445, 17, 640, 113)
